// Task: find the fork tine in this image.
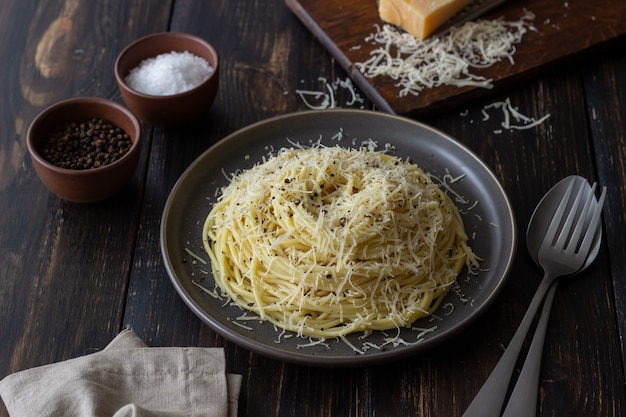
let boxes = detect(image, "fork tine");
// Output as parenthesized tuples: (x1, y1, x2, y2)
(577, 185, 607, 258)
(566, 182, 597, 253)
(554, 179, 589, 250)
(540, 177, 577, 250)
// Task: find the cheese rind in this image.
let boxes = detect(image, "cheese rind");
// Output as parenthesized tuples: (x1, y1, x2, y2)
(378, 0, 474, 39)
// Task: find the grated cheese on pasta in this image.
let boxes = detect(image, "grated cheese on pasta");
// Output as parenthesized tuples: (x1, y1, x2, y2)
(202, 145, 479, 339)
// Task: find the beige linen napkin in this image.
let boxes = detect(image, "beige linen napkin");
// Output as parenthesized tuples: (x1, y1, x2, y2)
(0, 329, 241, 417)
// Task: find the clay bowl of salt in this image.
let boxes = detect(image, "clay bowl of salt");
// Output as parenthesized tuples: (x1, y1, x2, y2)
(115, 32, 219, 127)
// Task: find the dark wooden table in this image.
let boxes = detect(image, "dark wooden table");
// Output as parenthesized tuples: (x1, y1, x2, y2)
(1, 1, 625, 416)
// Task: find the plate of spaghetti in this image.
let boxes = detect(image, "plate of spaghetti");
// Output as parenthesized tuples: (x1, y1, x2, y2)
(161, 109, 516, 366)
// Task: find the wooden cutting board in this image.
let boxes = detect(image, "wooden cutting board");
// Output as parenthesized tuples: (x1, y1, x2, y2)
(285, 0, 626, 117)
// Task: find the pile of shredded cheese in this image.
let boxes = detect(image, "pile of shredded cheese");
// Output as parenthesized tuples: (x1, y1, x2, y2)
(355, 10, 536, 97)
(203, 145, 478, 339)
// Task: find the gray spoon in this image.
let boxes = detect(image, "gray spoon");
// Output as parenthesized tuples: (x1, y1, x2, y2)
(462, 175, 606, 417)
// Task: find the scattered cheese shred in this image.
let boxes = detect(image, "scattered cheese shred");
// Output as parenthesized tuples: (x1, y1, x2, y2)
(483, 97, 551, 131)
(185, 247, 208, 265)
(295, 77, 365, 110)
(355, 10, 536, 97)
(461, 97, 551, 133)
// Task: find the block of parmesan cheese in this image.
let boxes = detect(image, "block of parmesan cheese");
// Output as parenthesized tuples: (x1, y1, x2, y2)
(378, 0, 475, 39)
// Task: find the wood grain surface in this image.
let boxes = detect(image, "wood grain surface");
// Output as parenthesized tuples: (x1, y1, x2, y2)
(0, 1, 625, 417)
(286, 0, 626, 117)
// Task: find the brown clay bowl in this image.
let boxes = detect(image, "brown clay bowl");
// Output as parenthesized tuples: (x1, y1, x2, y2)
(114, 32, 219, 127)
(26, 97, 142, 203)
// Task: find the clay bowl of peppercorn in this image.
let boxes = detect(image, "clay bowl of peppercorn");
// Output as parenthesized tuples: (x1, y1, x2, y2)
(27, 97, 142, 203)
(114, 32, 219, 127)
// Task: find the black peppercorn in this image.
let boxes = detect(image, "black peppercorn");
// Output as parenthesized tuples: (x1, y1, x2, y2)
(39, 117, 132, 170)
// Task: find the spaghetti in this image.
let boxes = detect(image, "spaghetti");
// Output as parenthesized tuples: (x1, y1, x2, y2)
(202, 145, 477, 338)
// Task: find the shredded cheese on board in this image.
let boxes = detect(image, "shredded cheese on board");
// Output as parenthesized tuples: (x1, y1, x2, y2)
(355, 10, 536, 97)
(202, 145, 478, 339)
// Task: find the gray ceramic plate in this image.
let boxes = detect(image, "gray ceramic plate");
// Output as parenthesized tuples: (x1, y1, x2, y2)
(161, 109, 516, 366)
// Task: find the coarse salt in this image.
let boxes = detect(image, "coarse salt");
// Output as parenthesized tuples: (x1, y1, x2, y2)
(125, 50, 213, 96)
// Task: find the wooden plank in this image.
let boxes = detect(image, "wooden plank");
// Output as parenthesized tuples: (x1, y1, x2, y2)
(285, 0, 626, 117)
(585, 52, 626, 371)
(0, 0, 172, 400)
